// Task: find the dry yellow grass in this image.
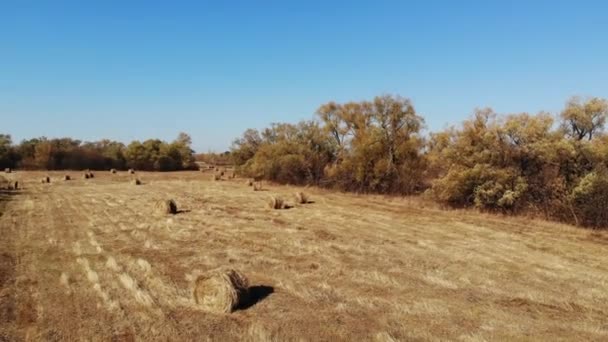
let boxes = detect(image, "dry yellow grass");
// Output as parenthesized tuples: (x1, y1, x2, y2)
(0, 171, 608, 340)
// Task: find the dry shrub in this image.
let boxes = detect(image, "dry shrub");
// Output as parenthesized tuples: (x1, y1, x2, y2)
(294, 192, 309, 204)
(4, 168, 11, 173)
(133, 179, 141, 185)
(193, 268, 249, 313)
(64, 175, 71, 181)
(128, 169, 135, 174)
(267, 196, 285, 209)
(155, 199, 177, 215)
(110, 169, 117, 174)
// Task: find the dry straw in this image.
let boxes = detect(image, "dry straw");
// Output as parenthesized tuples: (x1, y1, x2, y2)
(268, 196, 285, 209)
(295, 192, 309, 204)
(193, 268, 249, 313)
(156, 199, 177, 215)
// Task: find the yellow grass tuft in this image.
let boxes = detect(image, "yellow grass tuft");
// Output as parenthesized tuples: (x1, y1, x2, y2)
(193, 268, 249, 313)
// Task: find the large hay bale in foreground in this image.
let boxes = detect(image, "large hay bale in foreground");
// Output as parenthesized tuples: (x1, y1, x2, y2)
(267, 196, 284, 209)
(155, 199, 177, 215)
(193, 268, 249, 313)
(294, 192, 309, 204)
(133, 179, 141, 185)
(63, 175, 71, 181)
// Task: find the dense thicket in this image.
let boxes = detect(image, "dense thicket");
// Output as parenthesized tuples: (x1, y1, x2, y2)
(0, 132, 196, 171)
(231, 95, 608, 228)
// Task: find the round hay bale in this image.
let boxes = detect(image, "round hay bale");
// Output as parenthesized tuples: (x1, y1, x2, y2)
(246, 179, 253, 186)
(294, 192, 308, 204)
(88, 172, 95, 178)
(220, 171, 225, 176)
(133, 179, 141, 185)
(155, 199, 177, 215)
(4, 168, 11, 173)
(267, 196, 284, 209)
(110, 169, 117, 174)
(128, 169, 135, 174)
(13, 181, 18, 190)
(42, 176, 50, 184)
(253, 182, 262, 191)
(63, 175, 71, 181)
(212, 174, 221, 181)
(83, 173, 90, 179)
(193, 268, 249, 313)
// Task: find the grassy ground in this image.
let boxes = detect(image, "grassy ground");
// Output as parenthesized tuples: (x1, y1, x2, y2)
(1, 170, 607, 341)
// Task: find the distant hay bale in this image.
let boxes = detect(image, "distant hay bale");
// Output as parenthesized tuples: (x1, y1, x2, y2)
(212, 174, 221, 181)
(63, 175, 71, 181)
(214, 167, 219, 172)
(253, 182, 262, 191)
(83, 173, 90, 179)
(246, 179, 253, 186)
(13, 181, 18, 190)
(133, 179, 141, 185)
(155, 199, 177, 215)
(88, 172, 94, 178)
(294, 192, 309, 204)
(128, 169, 135, 174)
(4, 168, 11, 173)
(220, 171, 225, 176)
(193, 268, 249, 313)
(110, 169, 117, 174)
(42, 176, 50, 183)
(267, 196, 284, 209)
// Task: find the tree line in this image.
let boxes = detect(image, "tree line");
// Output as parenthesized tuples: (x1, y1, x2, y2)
(0, 132, 196, 172)
(231, 95, 608, 228)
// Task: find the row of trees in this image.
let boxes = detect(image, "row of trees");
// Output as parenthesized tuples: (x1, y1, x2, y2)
(0, 133, 196, 171)
(231, 95, 608, 228)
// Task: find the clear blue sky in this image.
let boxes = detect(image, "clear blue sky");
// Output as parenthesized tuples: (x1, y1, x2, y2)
(1, 1, 607, 152)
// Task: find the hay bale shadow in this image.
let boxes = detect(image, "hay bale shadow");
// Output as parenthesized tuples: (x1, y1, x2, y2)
(236, 285, 274, 311)
(176, 209, 191, 215)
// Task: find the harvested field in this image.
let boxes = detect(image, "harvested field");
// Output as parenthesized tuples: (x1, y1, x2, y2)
(0, 171, 607, 340)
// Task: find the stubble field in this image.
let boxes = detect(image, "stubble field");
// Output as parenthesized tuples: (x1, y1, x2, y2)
(1, 171, 607, 341)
